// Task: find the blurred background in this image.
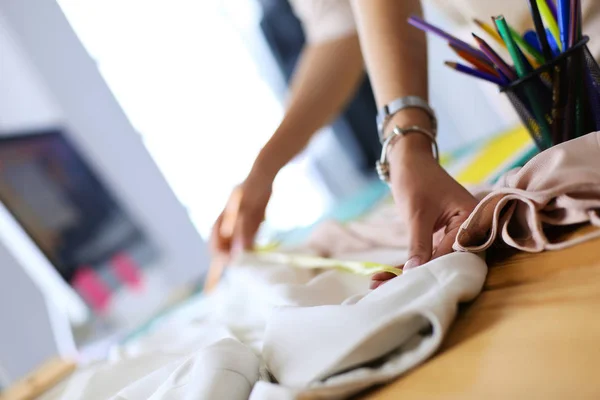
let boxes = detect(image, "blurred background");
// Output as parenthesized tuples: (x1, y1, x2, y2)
(0, 0, 518, 387)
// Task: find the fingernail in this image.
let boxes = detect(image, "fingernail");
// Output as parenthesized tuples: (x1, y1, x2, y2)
(403, 257, 422, 271)
(370, 280, 382, 290)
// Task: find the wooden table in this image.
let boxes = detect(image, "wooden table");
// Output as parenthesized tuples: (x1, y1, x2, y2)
(366, 228, 600, 400)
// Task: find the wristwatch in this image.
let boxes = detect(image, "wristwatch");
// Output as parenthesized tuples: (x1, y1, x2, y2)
(376, 96, 437, 143)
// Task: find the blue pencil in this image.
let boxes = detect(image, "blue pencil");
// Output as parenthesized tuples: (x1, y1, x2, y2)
(528, 0, 554, 61)
(524, 30, 543, 53)
(557, 0, 570, 50)
(546, 29, 561, 57)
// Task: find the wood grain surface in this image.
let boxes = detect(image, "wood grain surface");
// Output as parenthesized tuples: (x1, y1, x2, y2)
(364, 227, 600, 400)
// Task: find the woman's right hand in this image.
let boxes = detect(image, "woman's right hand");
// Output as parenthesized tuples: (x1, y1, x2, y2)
(370, 132, 478, 289)
(209, 171, 273, 260)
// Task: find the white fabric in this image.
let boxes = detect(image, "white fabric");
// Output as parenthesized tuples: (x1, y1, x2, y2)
(289, 0, 356, 43)
(260, 252, 486, 398)
(42, 252, 486, 399)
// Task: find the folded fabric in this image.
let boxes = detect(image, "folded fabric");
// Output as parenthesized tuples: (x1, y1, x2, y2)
(455, 132, 600, 253)
(115, 338, 260, 400)
(39, 323, 260, 400)
(260, 252, 487, 399)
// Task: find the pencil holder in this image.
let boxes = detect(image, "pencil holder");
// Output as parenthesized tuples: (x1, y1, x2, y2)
(501, 36, 600, 151)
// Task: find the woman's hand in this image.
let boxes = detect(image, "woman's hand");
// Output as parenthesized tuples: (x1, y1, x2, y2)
(210, 170, 273, 260)
(371, 133, 478, 289)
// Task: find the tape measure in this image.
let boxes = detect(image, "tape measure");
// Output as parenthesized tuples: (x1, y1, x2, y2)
(237, 250, 402, 277)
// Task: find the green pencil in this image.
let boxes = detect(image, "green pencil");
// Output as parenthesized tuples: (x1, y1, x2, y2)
(494, 16, 530, 77)
(494, 15, 552, 149)
(509, 25, 544, 66)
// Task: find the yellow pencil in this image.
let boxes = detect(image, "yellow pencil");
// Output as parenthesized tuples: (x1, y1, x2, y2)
(474, 18, 540, 68)
(474, 18, 505, 48)
(536, 0, 561, 51)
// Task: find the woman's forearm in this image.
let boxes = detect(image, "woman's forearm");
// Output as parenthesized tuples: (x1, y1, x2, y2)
(351, 0, 432, 153)
(252, 35, 364, 179)
(351, 0, 427, 106)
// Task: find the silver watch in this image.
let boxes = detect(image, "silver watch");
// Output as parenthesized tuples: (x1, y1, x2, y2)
(376, 96, 437, 143)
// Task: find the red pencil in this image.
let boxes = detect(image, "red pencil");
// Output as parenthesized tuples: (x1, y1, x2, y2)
(472, 33, 517, 81)
(449, 43, 501, 77)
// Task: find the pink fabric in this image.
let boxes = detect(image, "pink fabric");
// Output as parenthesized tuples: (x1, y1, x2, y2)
(305, 201, 444, 258)
(454, 132, 600, 253)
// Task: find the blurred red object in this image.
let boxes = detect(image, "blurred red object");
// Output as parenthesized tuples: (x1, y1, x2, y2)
(72, 267, 112, 313)
(110, 252, 143, 291)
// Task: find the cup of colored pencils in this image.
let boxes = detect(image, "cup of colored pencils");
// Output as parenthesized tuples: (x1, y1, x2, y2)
(408, 0, 600, 151)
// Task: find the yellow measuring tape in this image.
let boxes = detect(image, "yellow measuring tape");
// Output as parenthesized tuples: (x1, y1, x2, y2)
(241, 250, 402, 277)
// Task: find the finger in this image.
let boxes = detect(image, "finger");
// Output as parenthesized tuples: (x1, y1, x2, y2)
(371, 271, 398, 281)
(209, 212, 231, 255)
(432, 212, 470, 259)
(232, 212, 262, 254)
(405, 212, 435, 270)
(370, 280, 386, 290)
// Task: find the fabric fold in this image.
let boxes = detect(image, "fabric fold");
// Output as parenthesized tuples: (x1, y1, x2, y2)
(455, 132, 600, 253)
(260, 252, 487, 398)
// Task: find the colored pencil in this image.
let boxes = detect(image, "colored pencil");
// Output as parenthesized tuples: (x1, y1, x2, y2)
(537, 0, 561, 50)
(448, 43, 500, 77)
(528, 0, 554, 61)
(576, 0, 583, 39)
(495, 16, 529, 77)
(472, 33, 517, 80)
(492, 18, 541, 68)
(557, 0, 570, 51)
(546, 0, 558, 21)
(568, 0, 578, 47)
(444, 61, 505, 85)
(509, 25, 544, 66)
(494, 15, 552, 148)
(473, 18, 504, 46)
(571, 0, 584, 139)
(524, 30, 543, 53)
(563, 0, 582, 141)
(408, 15, 486, 59)
(546, 28, 561, 56)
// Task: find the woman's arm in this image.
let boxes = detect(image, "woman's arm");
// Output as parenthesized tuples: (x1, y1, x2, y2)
(350, 0, 432, 153)
(252, 35, 365, 181)
(352, 0, 427, 106)
(211, 35, 365, 256)
(351, 0, 478, 285)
